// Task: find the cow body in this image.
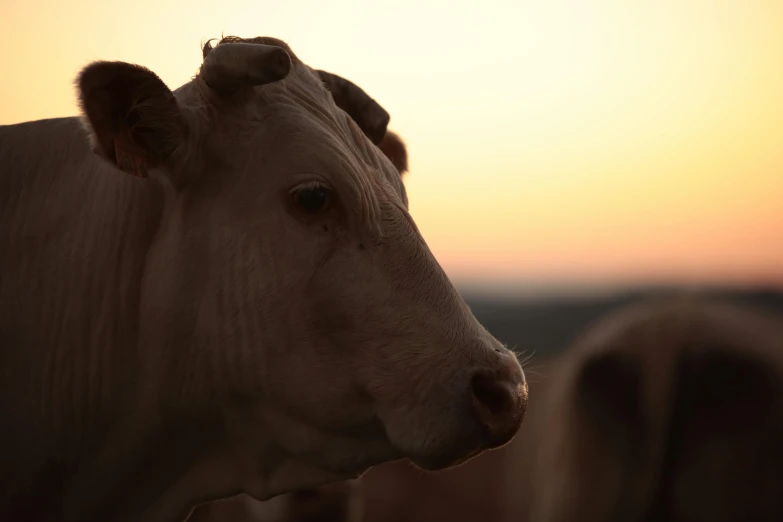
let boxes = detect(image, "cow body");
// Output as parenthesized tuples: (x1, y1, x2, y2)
(0, 115, 166, 518)
(0, 36, 527, 522)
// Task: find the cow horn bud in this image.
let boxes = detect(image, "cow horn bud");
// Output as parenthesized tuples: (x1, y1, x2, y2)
(201, 41, 291, 94)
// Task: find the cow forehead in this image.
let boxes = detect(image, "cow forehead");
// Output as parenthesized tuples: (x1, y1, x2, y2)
(196, 36, 399, 182)
(250, 67, 405, 214)
(181, 38, 407, 228)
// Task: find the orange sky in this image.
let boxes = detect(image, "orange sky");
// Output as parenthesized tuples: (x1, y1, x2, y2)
(2, 0, 781, 290)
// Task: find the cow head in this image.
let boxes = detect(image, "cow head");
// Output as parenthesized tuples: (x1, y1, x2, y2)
(76, 36, 527, 504)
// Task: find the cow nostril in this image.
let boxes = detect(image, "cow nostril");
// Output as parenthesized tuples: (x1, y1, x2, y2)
(471, 371, 525, 448)
(472, 373, 510, 417)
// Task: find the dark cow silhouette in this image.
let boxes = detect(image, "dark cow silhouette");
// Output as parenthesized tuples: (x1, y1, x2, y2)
(529, 298, 783, 522)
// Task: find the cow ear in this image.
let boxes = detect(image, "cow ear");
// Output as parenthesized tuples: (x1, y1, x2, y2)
(77, 61, 185, 178)
(378, 130, 408, 175)
(317, 70, 390, 145)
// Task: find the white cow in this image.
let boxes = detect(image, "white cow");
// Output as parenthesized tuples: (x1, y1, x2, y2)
(0, 36, 527, 522)
(187, 68, 409, 522)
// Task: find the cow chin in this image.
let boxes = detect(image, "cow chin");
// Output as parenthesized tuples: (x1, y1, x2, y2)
(261, 406, 403, 478)
(308, 440, 403, 477)
(306, 425, 485, 475)
(400, 444, 487, 472)
(405, 447, 485, 472)
(382, 414, 489, 472)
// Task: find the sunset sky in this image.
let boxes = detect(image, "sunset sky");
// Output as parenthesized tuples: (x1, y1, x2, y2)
(2, 0, 781, 292)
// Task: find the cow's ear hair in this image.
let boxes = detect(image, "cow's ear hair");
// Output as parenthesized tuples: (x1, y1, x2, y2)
(378, 130, 408, 175)
(317, 70, 390, 145)
(77, 61, 185, 178)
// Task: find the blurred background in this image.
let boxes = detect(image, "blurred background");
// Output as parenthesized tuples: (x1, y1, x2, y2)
(4, 1, 781, 521)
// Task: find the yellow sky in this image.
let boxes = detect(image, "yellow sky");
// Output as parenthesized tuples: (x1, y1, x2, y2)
(2, 0, 781, 289)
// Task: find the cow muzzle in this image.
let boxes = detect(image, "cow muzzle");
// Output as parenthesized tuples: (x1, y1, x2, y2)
(470, 349, 528, 449)
(402, 348, 528, 471)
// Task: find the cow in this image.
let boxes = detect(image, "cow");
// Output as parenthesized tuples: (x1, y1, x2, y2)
(526, 297, 783, 522)
(187, 66, 407, 522)
(0, 35, 528, 522)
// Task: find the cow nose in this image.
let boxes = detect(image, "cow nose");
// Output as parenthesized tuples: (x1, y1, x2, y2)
(470, 352, 527, 449)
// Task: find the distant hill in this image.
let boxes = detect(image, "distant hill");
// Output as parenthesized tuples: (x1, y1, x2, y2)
(461, 286, 783, 358)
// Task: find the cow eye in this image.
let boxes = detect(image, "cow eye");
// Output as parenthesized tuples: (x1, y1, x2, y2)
(291, 183, 331, 214)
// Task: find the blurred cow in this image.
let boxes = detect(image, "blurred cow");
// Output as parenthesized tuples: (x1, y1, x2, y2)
(525, 297, 783, 522)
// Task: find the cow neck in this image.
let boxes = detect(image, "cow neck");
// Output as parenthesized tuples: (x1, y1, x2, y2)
(55, 402, 240, 522)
